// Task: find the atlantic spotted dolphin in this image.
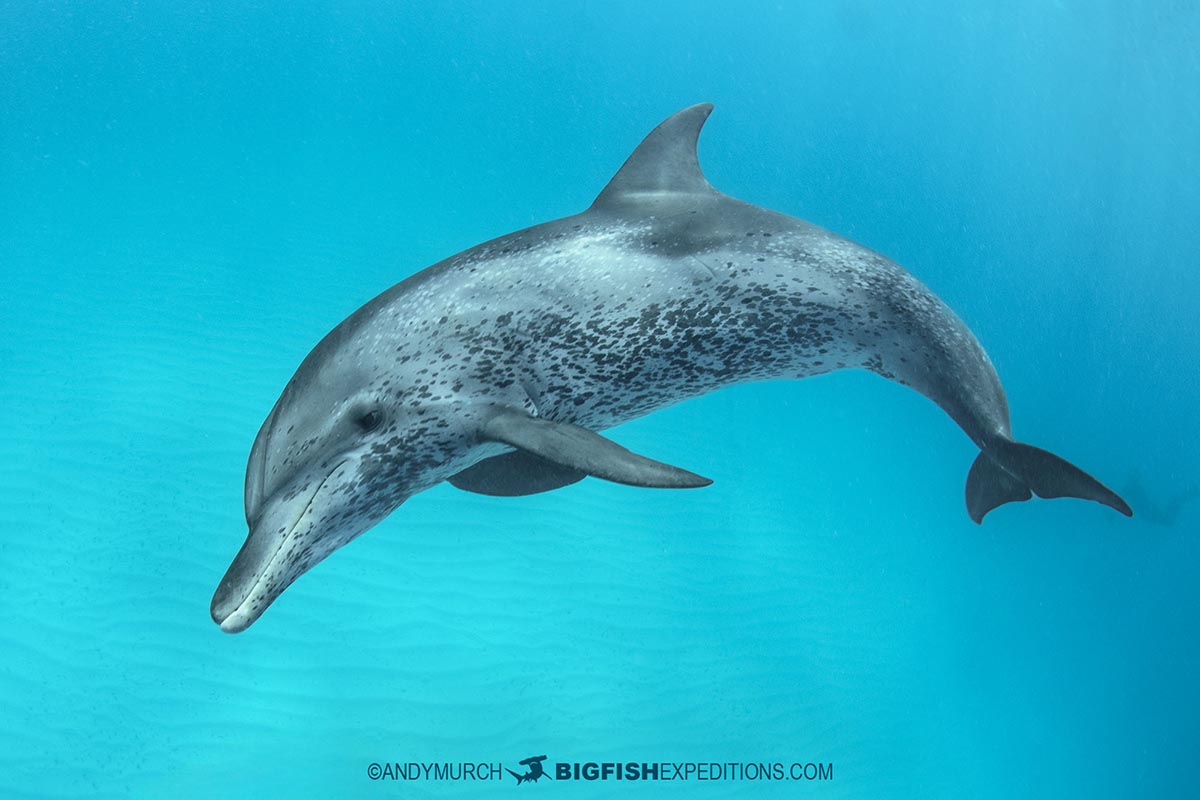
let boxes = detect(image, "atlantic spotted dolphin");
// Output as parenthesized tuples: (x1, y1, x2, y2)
(211, 103, 1131, 633)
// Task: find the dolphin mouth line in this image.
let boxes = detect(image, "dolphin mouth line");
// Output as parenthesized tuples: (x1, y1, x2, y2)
(216, 458, 350, 633)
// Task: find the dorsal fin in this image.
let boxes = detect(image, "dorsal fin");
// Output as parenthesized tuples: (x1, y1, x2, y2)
(591, 103, 715, 209)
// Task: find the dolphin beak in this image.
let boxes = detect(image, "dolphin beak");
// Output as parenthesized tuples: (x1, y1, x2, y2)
(212, 460, 350, 633)
(210, 517, 287, 633)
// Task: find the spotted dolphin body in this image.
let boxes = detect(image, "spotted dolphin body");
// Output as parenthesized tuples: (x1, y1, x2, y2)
(211, 104, 1131, 633)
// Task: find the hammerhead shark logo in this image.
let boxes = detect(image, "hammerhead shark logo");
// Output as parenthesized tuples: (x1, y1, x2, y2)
(507, 754, 550, 785)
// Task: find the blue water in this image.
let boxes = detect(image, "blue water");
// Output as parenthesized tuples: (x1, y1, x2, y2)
(2, 2, 1197, 797)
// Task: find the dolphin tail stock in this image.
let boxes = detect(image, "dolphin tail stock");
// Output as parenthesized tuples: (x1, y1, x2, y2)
(965, 438, 1133, 524)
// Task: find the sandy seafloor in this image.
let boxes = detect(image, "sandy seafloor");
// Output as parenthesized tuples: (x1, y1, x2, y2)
(1, 2, 1197, 797)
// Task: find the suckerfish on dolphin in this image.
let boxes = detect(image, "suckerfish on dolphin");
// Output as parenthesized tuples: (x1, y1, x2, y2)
(211, 103, 1132, 634)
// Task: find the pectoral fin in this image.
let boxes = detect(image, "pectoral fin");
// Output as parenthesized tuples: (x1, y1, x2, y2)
(478, 407, 712, 489)
(449, 451, 586, 496)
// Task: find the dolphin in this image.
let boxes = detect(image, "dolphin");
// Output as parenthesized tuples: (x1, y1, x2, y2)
(211, 103, 1131, 633)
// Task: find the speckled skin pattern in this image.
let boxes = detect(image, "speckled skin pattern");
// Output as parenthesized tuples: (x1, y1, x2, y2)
(211, 108, 1012, 633)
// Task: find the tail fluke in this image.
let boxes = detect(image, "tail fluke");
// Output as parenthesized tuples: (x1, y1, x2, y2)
(506, 769, 525, 785)
(966, 440, 1133, 524)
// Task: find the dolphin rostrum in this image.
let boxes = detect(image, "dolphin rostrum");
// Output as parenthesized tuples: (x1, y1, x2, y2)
(211, 103, 1132, 633)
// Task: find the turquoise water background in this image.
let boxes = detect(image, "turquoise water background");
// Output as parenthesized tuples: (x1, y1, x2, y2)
(2, 2, 1198, 797)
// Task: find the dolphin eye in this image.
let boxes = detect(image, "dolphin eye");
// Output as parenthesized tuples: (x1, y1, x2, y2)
(356, 409, 383, 432)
